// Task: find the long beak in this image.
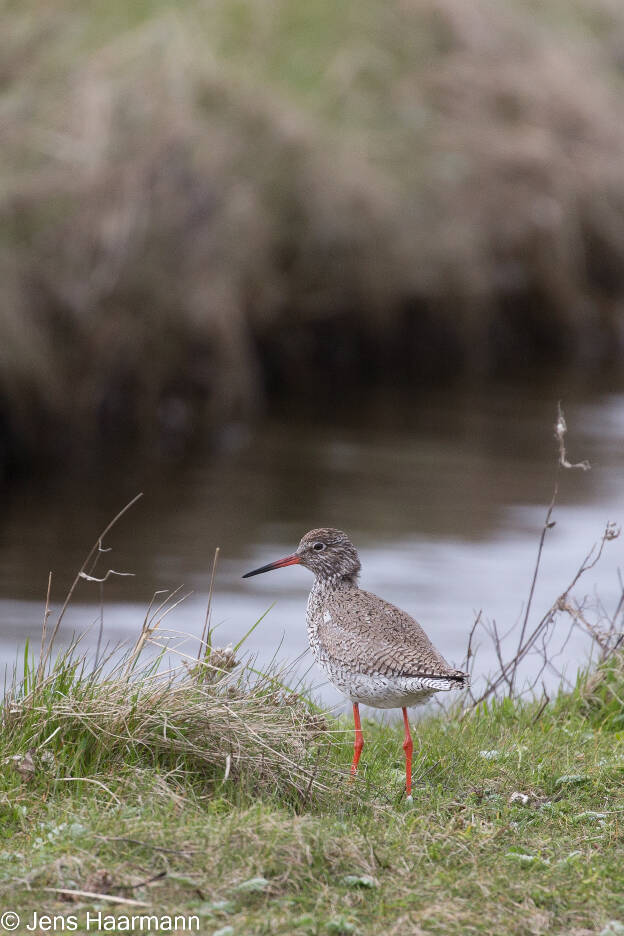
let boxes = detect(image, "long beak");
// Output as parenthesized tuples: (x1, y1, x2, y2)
(242, 553, 301, 578)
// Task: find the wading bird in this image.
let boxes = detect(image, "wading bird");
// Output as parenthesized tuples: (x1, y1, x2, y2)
(243, 528, 468, 799)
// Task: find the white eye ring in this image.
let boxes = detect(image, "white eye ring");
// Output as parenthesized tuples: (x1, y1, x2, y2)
(313, 542, 325, 551)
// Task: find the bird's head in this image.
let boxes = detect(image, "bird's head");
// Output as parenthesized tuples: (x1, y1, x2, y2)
(242, 527, 361, 583)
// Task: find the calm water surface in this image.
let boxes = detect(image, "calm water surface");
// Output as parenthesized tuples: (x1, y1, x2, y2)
(2, 381, 624, 709)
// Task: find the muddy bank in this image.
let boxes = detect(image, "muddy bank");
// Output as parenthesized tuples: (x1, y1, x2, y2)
(2, 0, 624, 472)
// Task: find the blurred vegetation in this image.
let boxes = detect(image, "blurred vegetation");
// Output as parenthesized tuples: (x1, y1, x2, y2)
(2, 0, 624, 471)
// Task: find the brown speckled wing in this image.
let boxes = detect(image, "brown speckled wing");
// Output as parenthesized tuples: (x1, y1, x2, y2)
(319, 588, 466, 681)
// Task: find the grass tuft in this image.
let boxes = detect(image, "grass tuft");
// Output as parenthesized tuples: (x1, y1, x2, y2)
(1, 638, 338, 810)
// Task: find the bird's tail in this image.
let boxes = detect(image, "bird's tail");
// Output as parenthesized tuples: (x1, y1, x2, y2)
(413, 669, 469, 690)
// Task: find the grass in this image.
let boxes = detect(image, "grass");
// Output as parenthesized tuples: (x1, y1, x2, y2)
(1, 632, 623, 935)
(3, 0, 624, 470)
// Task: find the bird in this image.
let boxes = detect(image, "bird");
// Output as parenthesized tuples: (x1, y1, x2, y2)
(243, 527, 468, 799)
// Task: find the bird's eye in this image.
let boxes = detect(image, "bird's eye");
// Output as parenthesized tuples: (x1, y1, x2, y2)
(313, 542, 325, 551)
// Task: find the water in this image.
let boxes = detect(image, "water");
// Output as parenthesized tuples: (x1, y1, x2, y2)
(2, 379, 623, 709)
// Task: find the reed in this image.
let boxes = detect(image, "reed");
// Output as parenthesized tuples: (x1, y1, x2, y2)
(3, 0, 624, 470)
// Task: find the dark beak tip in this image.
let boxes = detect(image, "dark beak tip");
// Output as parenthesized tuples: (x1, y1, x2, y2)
(241, 553, 301, 580)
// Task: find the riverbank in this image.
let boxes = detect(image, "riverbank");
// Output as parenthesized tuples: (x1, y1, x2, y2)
(3, 0, 624, 472)
(2, 640, 623, 935)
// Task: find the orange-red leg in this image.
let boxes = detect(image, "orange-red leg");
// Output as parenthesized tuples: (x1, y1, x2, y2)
(402, 707, 413, 798)
(351, 702, 364, 776)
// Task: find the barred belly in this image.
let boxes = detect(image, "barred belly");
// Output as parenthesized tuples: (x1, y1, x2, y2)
(321, 662, 443, 709)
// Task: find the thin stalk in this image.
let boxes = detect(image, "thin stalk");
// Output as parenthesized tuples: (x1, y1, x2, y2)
(200, 546, 220, 661)
(40, 492, 143, 673)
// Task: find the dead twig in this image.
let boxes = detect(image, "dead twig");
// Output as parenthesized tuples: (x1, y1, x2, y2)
(79, 569, 135, 584)
(532, 684, 551, 723)
(470, 520, 619, 706)
(95, 835, 197, 857)
(509, 473, 559, 696)
(555, 402, 591, 471)
(37, 572, 53, 685)
(43, 888, 149, 907)
(127, 871, 167, 890)
(40, 493, 143, 674)
(467, 406, 621, 708)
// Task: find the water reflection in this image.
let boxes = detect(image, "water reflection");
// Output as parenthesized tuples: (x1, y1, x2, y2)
(1, 381, 623, 707)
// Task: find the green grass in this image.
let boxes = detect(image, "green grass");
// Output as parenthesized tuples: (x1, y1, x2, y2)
(1, 645, 623, 935)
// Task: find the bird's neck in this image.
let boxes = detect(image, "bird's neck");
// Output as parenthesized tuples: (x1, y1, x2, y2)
(311, 572, 359, 594)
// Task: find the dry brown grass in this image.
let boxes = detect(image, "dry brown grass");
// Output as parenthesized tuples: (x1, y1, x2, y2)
(2, 0, 624, 465)
(0, 493, 339, 807)
(5, 655, 333, 801)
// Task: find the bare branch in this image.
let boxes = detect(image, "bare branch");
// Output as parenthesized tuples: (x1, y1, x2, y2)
(465, 405, 622, 710)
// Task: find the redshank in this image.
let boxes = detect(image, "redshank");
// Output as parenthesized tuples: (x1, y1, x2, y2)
(243, 528, 468, 799)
